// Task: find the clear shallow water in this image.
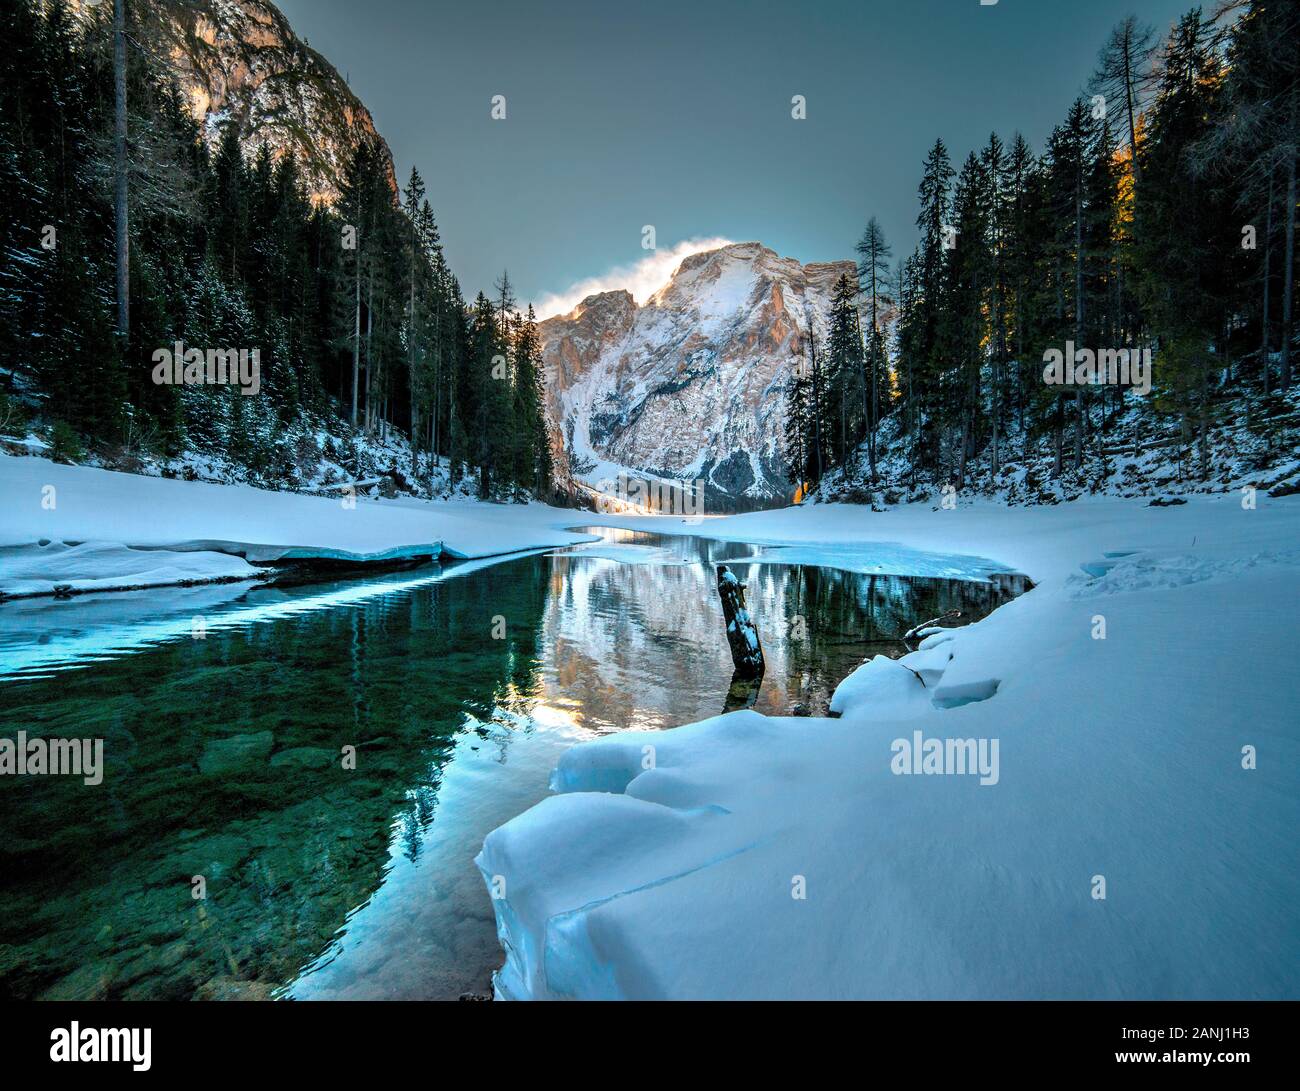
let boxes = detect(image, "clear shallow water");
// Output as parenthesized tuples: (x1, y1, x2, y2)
(0, 527, 1024, 999)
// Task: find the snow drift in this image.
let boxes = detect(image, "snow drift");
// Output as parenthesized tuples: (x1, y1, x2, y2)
(478, 496, 1300, 999)
(0, 454, 593, 597)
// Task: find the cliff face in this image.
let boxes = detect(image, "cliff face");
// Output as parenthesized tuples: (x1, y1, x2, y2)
(539, 243, 855, 511)
(71, 0, 396, 203)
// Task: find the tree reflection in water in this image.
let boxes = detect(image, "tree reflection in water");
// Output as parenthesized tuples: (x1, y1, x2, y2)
(0, 528, 1024, 1000)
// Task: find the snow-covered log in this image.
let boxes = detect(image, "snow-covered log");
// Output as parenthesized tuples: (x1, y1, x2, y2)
(716, 564, 765, 680)
(317, 476, 392, 492)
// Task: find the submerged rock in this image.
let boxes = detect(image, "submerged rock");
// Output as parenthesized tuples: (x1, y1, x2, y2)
(198, 731, 274, 776)
(194, 976, 277, 1002)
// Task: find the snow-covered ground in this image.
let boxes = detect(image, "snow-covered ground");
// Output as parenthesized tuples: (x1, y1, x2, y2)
(478, 493, 1300, 999)
(4, 449, 1297, 998)
(0, 454, 593, 597)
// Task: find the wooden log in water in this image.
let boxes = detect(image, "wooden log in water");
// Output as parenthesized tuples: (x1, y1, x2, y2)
(716, 564, 765, 680)
(723, 672, 762, 713)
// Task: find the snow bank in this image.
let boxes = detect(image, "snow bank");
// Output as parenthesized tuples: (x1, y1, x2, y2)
(0, 551, 527, 681)
(479, 495, 1300, 999)
(748, 541, 1013, 581)
(0, 540, 259, 597)
(0, 454, 593, 595)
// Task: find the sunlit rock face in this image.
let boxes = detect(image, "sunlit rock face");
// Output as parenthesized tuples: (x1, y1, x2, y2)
(67, 0, 395, 204)
(539, 243, 854, 512)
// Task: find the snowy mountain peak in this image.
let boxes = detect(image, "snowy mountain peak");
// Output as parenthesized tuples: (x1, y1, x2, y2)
(566, 289, 637, 322)
(541, 243, 854, 511)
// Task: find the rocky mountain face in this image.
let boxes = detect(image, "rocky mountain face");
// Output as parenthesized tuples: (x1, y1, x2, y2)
(539, 243, 855, 511)
(69, 0, 395, 204)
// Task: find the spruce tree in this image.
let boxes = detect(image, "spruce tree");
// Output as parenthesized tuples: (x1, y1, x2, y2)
(855, 217, 892, 477)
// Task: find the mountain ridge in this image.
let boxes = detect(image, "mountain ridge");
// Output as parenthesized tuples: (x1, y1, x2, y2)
(539, 242, 856, 511)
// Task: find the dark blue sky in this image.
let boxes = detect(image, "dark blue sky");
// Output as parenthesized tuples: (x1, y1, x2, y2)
(277, 0, 1194, 311)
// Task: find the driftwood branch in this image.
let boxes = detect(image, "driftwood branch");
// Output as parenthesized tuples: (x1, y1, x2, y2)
(899, 664, 927, 688)
(903, 608, 961, 646)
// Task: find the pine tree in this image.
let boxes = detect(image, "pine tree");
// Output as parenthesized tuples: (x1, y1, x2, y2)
(946, 151, 992, 485)
(1193, 0, 1300, 389)
(465, 291, 502, 497)
(1003, 132, 1041, 442)
(336, 138, 389, 429)
(981, 133, 1011, 472)
(512, 304, 552, 497)
(855, 216, 892, 477)
(823, 273, 865, 467)
(37, 238, 125, 440)
(1135, 9, 1235, 477)
(403, 165, 427, 460)
(908, 138, 955, 472)
(782, 361, 812, 492)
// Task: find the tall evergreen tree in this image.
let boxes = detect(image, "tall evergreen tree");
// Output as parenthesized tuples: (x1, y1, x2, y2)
(906, 138, 955, 471)
(823, 272, 866, 468)
(855, 216, 892, 477)
(1135, 9, 1236, 477)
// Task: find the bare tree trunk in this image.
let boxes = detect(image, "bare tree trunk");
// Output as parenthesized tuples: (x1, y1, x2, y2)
(364, 267, 374, 432)
(807, 318, 825, 482)
(447, 373, 457, 488)
(432, 341, 441, 463)
(868, 266, 879, 479)
(1053, 399, 1064, 477)
(1123, 37, 1141, 189)
(858, 311, 869, 474)
(991, 357, 1001, 474)
(957, 411, 969, 489)
(351, 252, 361, 426)
(840, 396, 847, 470)
(1199, 351, 1209, 479)
(1262, 167, 1275, 395)
(1281, 112, 1296, 388)
(1074, 171, 1085, 471)
(113, 0, 129, 337)
(409, 244, 419, 460)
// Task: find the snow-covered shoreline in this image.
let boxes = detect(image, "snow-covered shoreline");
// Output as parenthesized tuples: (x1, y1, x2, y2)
(478, 495, 1300, 999)
(0, 454, 595, 598)
(5, 452, 1297, 999)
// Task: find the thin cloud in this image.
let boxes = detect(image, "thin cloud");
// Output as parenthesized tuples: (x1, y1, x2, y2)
(531, 237, 735, 320)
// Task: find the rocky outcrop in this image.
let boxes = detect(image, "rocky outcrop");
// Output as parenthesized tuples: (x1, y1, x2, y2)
(69, 0, 396, 204)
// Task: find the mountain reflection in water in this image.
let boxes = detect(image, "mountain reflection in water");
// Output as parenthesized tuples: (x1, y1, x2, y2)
(0, 527, 1025, 1000)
